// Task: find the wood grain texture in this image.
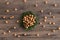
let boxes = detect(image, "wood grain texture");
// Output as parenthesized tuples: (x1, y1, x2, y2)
(0, 0, 60, 40)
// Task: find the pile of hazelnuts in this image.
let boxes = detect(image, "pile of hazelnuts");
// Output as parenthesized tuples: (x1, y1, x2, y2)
(23, 14, 36, 29)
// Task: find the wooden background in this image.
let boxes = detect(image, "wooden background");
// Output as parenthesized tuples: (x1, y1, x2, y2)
(0, 0, 60, 40)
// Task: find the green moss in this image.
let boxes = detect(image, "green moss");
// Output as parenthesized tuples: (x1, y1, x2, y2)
(20, 11, 38, 31)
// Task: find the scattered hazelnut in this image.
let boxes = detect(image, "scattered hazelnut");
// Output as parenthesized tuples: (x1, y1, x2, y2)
(52, 22, 55, 25)
(14, 8, 18, 11)
(47, 32, 51, 36)
(34, 3, 38, 7)
(49, 12, 52, 15)
(49, 22, 52, 24)
(2, 16, 6, 19)
(2, 32, 6, 35)
(44, 1, 48, 4)
(13, 33, 17, 36)
(17, 35, 20, 37)
(44, 16, 47, 19)
(36, 33, 39, 37)
(6, 9, 10, 13)
(42, 25, 45, 28)
(39, 22, 42, 25)
(8, 30, 11, 33)
(5, 20, 9, 24)
(13, 26, 16, 29)
(53, 3, 57, 7)
(40, 10, 44, 13)
(57, 27, 60, 30)
(51, 29, 56, 32)
(51, 15, 55, 19)
(6, 1, 10, 5)
(10, 16, 14, 19)
(43, 19, 47, 22)
(23, 0, 27, 3)
(16, 20, 20, 23)
(24, 33, 27, 36)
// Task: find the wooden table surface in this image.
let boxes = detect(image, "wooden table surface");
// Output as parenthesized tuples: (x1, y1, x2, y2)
(0, 0, 60, 40)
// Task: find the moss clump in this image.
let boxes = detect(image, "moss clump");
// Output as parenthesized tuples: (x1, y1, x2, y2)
(20, 11, 38, 31)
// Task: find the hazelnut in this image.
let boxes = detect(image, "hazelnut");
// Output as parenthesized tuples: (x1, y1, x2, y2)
(40, 10, 44, 13)
(17, 35, 20, 37)
(14, 8, 18, 11)
(44, 16, 47, 19)
(49, 22, 52, 24)
(5, 20, 9, 24)
(13, 26, 16, 29)
(23, 0, 27, 3)
(51, 15, 55, 19)
(47, 32, 51, 36)
(6, 2, 10, 5)
(2, 32, 6, 35)
(44, 1, 48, 4)
(42, 25, 45, 28)
(57, 27, 60, 30)
(53, 3, 57, 7)
(13, 33, 17, 36)
(34, 3, 38, 7)
(17, 20, 20, 23)
(2, 16, 6, 19)
(36, 33, 39, 37)
(39, 22, 42, 25)
(51, 29, 56, 32)
(26, 27, 28, 29)
(52, 22, 55, 25)
(49, 12, 52, 15)
(43, 19, 47, 22)
(10, 16, 14, 19)
(24, 33, 27, 36)
(6, 9, 10, 13)
(8, 30, 11, 33)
